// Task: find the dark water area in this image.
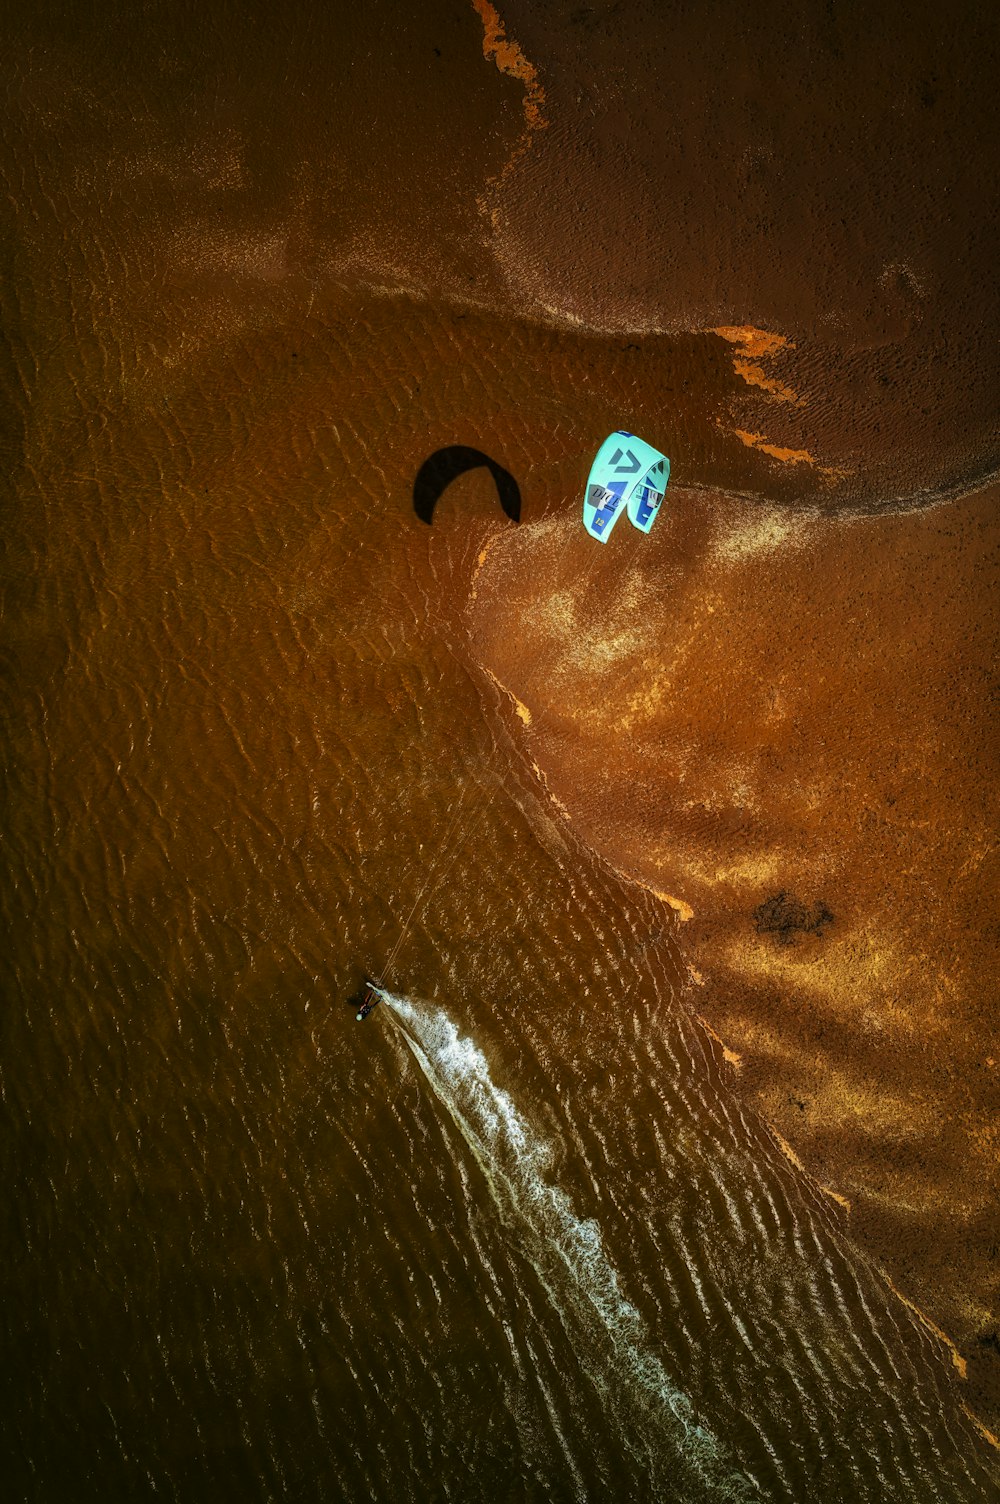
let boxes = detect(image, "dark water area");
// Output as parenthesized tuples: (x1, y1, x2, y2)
(3, 2, 999, 1499)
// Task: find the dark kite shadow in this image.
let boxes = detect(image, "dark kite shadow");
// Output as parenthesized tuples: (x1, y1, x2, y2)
(413, 446, 521, 525)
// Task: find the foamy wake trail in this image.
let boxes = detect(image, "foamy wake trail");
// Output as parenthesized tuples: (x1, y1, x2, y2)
(382, 992, 759, 1501)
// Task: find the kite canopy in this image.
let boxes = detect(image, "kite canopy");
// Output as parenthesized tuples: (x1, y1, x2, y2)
(582, 431, 670, 543)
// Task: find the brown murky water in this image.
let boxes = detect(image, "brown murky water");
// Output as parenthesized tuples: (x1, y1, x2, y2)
(3, 2, 998, 1500)
(3, 273, 995, 1499)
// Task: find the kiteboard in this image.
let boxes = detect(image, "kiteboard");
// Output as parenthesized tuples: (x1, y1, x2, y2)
(582, 431, 669, 543)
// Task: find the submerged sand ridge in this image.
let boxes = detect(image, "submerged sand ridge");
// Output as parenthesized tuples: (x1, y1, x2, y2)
(467, 483, 1000, 1425)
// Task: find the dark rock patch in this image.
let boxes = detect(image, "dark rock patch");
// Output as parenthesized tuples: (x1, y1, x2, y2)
(753, 891, 834, 945)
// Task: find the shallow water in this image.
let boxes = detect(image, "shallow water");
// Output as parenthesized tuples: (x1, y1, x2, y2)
(2, 294, 995, 1496)
(3, 5, 999, 1493)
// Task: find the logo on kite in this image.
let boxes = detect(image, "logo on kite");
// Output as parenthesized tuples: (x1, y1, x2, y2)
(608, 446, 641, 475)
(582, 431, 669, 543)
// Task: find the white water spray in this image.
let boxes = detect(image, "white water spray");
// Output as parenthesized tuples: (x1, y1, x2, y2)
(382, 991, 758, 1501)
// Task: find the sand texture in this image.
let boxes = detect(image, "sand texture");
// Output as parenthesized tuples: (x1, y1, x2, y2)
(468, 485, 1000, 1423)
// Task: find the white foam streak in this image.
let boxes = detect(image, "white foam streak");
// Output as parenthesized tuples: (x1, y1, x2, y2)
(383, 992, 758, 1501)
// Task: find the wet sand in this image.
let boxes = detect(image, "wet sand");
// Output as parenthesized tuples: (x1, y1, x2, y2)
(468, 481, 1000, 1428)
(481, 0, 1000, 510)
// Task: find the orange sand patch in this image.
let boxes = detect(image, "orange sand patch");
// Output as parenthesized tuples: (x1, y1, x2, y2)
(528, 757, 571, 820)
(472, 0, 548, 223)
(771, 1128, 852, 1213)
(962, 1406, 1000, 1453)
(731, 357, 801, 404)
(660, 892, 694, 922)
(713, 326, 793, 360)
(713, 325, 801, 403)
(732, 428, 815, 465)
(480, 663, 531, 726)
(471, 0, 548, 131)
(607, 867, 695, 922)
(772, 1126, 807, 1171)
(881, 1276, 969, 1379)
(697, 1014, 743, 1070)
(469, 538, 499, 601)
(714, 330, 852, 480)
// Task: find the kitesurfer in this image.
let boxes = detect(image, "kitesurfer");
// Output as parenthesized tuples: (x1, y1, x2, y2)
(356, 979, 382, 1022)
